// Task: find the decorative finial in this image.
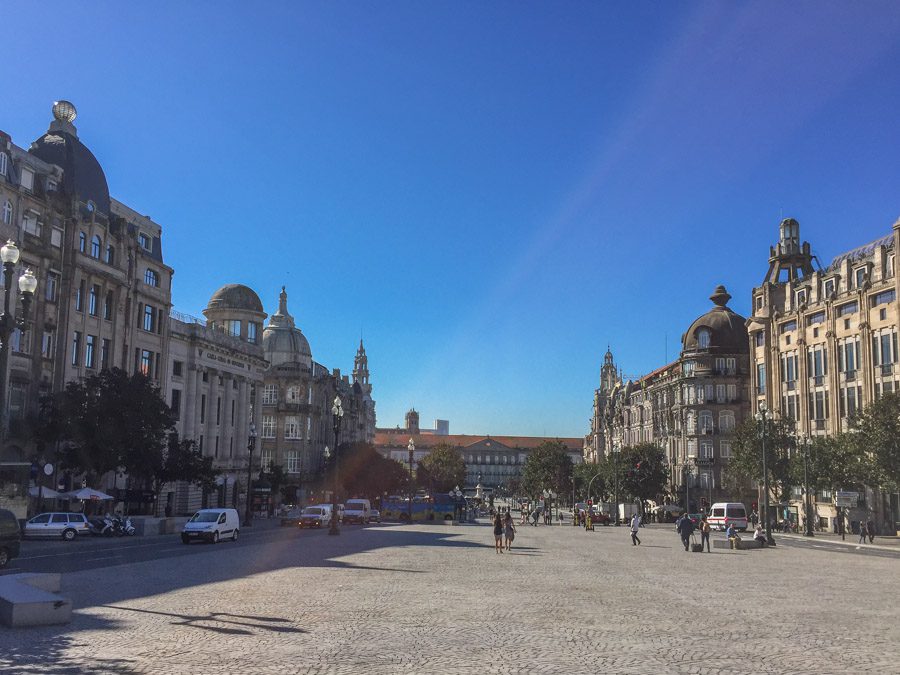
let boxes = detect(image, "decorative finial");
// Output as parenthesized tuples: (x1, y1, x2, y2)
(710, 285, 731, 308)
(52, 100, 77, 123)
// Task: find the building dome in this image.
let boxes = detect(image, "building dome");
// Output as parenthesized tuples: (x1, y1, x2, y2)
(682, 285, 749, 354)
(207, 284, 264, 313)
(262, 287, 312, 368)
(29, 101, 111, 213)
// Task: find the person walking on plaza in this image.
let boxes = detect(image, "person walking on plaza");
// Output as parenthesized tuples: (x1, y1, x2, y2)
(493, 513, 504, 553)
(858, 521, 867, 544)
(867, 518, 875, 544)
(630, 513, 641, 545)
(700, 515, 711, 553)
(504, 512, 516, 551)
(677, 511, 695, 551)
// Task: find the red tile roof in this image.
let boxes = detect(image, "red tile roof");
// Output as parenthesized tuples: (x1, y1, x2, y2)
(373, 431, 582, 452)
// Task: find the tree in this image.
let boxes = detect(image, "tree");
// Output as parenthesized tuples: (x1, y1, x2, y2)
(619, 444, 669, 510)
(156, 436, 219, 498)
(521, 440, 573, 498)
(572, 461, 606, 503)
(416, 443, 466, 493)
(325, 442, 409, 499)
(724, 417, 796, 503)
(850, 392, 900, 488)
(789, 434, 872, 497)
(43, 368, 176, 481)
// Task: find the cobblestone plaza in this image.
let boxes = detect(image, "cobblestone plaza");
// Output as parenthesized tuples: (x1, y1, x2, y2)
(1, 521, 898, 674)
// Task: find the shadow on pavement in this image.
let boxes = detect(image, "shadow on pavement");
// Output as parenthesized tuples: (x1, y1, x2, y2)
(97, 605, 307, 636)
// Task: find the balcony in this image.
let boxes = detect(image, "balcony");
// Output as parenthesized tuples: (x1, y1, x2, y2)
(881, 364, 893, 376)
(811, 375, 825, 386)
(694, 457, 715, 467)
(843, 370, 857, 382)
(814, 419, 826, 430)
(786, 380, 796, 391)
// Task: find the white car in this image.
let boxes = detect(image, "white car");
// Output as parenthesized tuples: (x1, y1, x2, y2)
(181, 508, 240, 544)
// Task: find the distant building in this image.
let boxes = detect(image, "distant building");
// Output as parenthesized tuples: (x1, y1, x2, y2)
(379, 408, 449, 436)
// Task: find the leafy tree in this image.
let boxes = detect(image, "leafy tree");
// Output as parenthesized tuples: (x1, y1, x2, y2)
(155, 436, 219, 497)
(724, 417, 796, 503)
(788, 434, 872, 496)
(619, 443, 669, 510)
(850, 392, 900, 488)
(521, 440, 573, 498)
(324, 442, 409, 499)
(416, 443, 466, 492)
(573, 461, 606, 503)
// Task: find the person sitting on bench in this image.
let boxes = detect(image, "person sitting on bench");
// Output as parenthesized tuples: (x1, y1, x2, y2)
(726, 521, 742, 549)
(753, 524, 767, 547)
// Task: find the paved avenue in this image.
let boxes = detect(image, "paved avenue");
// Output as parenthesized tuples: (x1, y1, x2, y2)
(0, 519, 897, 674)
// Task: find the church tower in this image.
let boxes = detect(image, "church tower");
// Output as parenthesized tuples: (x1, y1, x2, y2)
(600, 346, 617, 393)
(405, 408, 420, 434)
(352, 339, 371, 393)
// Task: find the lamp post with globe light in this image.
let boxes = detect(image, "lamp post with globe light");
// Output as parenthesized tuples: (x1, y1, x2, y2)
(243, 422, 257, 527)
(329, 396, 343, 536)
(755, 403, 776, 546)
(0, 241, 37, 440)
(407, 438, 415, 522)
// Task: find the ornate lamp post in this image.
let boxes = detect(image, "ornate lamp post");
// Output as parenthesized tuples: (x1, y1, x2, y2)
(407, 437, 415, 522)
(802, 436, 815, 537)
(243, 422, 257, 527)
(329, 396, 343, 535)
(613, 445, 620, 525)
(755, 403, 776, 546)
(0, 240, 37, 438)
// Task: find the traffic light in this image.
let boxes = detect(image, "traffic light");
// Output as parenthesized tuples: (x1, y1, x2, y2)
(587, 499, 593, 506)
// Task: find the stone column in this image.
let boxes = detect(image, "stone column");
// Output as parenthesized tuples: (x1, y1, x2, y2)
(222, 373, 233, 462)
(183, 364, 198, 441)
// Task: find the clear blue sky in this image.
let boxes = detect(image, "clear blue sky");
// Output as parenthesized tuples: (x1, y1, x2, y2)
(3, 3, 900, 437)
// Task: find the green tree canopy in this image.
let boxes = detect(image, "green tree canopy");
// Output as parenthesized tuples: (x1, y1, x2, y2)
(521, 440, 573, 498)
(724, 416, 796, 502)
(416, 443, 466, 493)
(573, 461, 606, 503)
(788, 434, 872, 496)
(850, 392, 900, 488)
(619, 443, 669, 505)
(325, 442, 409, 499)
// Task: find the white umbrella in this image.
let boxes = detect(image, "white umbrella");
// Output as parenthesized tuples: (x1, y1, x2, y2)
(64, 487, 115, 501)
(28, 486, 60, 498)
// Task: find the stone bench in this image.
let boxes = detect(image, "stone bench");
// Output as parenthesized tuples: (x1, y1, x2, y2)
(0, 573, 72, 627)
(712, 538, 765, 550)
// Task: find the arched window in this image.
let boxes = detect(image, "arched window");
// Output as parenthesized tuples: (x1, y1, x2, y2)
(719, 411, 735, 432)
(91, 235, 101, 258)
(0, 152, 7, 176)
(105, 245, 115, 265)
(1, 200, 11, 225)
(699, 410, 713, 433)
(697, 329, 711, 349)
(79, 232, 86, 253)
(144, 269, 158, 287)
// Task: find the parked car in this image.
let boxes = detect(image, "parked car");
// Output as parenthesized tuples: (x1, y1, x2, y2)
(589, 507, 611, 525)
(369, 509, 381, 523)
(299, 505, 332, 528)
(687, 513, 704, 527)
(23, 512, 91, 541)
(181, 508, 240, 544)
(280, 508, 303, 527)
(0, 508, 21, 567)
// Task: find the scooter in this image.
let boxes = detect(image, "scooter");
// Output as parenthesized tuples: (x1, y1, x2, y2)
(119, 516, 136, 536)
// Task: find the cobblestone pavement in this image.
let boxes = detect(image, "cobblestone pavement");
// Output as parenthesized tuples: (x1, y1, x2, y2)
(1, 520, 898, 674)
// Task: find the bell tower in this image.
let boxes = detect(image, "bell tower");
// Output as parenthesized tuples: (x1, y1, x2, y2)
(600, 346, 617, 393)
(764, 218, 815, 285)
(352, 339, 370, 390)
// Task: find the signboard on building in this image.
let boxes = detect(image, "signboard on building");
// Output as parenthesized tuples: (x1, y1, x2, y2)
(834, 491, 859, 508)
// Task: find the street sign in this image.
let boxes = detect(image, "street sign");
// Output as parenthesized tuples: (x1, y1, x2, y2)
(835, 491, 858, 507)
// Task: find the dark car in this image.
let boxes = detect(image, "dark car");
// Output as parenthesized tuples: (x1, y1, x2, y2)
(279, 508, 303, 527)
(0, 508, 21, 568)
(687, 513, 703, 527)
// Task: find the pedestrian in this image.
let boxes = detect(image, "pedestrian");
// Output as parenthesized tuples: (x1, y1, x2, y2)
(750, 510, 759, 528)
(858, 521, 867, 544)
(677, 512, 695, 551)
(493, 513, 504, 554)
(531, 508, 540, 526)
(504, 512, 516, 551)
(630, 513, 641, 545)
(866, 518, 875, 544)
(700, 515, 711, 553)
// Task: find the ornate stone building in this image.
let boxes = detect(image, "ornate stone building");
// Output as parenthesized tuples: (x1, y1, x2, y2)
(747, 217, 900, 532)
(585, 286, 751, 509)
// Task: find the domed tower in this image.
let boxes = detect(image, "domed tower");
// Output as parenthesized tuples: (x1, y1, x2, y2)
(600, 346, 617, 393)
(682, 286, 749, 355)
(203, 284, 267, 344)
(262, 286, 312, 368)
(29, 100, 111, 214)
(405, 408, 420, 434)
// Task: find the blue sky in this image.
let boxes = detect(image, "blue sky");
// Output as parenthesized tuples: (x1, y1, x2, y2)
(3, 3, 900, 437)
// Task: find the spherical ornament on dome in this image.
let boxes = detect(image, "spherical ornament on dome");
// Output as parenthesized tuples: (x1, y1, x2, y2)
(52, 100, 77, 123)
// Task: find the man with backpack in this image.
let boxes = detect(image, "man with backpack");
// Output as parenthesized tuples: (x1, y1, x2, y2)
(677, 512, 695, 551)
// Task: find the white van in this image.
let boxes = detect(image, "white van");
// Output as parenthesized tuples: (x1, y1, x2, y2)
(181, 508, 240, 544)
(708, 502, 748, 531)
(343, 499, 371, 524)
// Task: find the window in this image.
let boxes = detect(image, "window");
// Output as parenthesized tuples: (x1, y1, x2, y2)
(780, 320, 797, 333)
(173, 360, 184, 377)
(757, 363, 766, 394)
(726, 358, 736, 374)
(74, 280, 84, 312)
(101, 338, 110, 370)
(284, 416, 301, 439)
(871, 289, 896, 307)
(41, 331, 53, 358)
(286, 450, 300, 474)
(263, 384, 278, 405)
(144, 269, 158, 287)
(138, 232, 151, 250)
(170, 389, 181, 420)
(22, 211, 40, 236)
(247, 322, 258, 344)
(20, 167, 34, 191)
(79, 232, 86, 253)
(837, 301, 858, 316)
(781, 353, 798, 388)
(261, 416, 276, 438)
(854, 267, 866, 288)
(104, 291, 114, 319)
(11, 328, 28, 354)
(755, 331, 764, 347)
(85, 335, 95, 368)
(91, 235, 101, 258)
(697, 329, 710, 349)
(808, 345, 828, 383)
(143, 304, 155, 332)
(45, 272, 59, 302)
(71, 331, 81, 366)
(839, 385, 862, 418)
(88, 285, 99, 316)
(872, 330, 898, 373)
(50, 227, 63, 247)
(808, 390, 829, 421)
(200, 395, 207, 423)
(824, 279, 835, 298)
(687, 439, 697, 458)
(795, 290, 806, 306)
(1, 200, 11, 225)
(716, 384, 726, 403)
(0, 152, 6, 176)
(699, 442, 714, 459)
(286, 386, 301, 403)
(259, 448, 273, 472)
(715, 357, 725, 374)
(719, 411, 735, 432)
(727, 384, 737, 401)
(699, 410, 713, 433)
(307, 416, 312, 440)
(807, 312, 825, 326)
(140, 350, 152, 376)
(839, 338, 860, 375)
(782, 393, 799, 421)
(216, 397, 221, 425)
(105, 245, 115, 265)
(226, 320, 241, 337)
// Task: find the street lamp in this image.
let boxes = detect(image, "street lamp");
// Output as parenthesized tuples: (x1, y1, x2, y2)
(407, 437, 415, 522)
(0, 240, 37, 438)
(754, 403, 776, 546)
(801, 436, 815, 537)
(683, 463, 693, 516)
(329, 396, 343, 535)
(243, 422, 257, 526)
(613, 446, 621, 525)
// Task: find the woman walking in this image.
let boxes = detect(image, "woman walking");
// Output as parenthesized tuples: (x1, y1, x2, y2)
(493, 513, 504, 553)
(504, 512, 516, 551)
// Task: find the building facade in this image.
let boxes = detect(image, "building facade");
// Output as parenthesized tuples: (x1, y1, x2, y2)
(747, 217, 900, 532)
